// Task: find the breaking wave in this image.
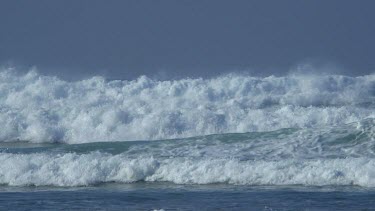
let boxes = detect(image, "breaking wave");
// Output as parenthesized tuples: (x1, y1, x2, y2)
(0, 69, 374, 143)
(2, 153, 375, 187)
(0, 118, 374, 187)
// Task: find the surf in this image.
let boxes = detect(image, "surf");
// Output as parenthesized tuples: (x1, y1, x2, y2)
(0, 119, 374, 187)
(0, 69, 374, 144)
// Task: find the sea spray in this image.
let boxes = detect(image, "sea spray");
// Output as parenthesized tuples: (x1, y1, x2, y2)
(0, 69, 374, 143)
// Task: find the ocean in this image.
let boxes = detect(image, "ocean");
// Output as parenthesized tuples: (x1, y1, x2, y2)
(0, 69, 375, 210)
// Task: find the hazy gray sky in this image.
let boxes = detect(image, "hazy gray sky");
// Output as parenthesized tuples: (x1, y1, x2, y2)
(1, 0, 374, 79)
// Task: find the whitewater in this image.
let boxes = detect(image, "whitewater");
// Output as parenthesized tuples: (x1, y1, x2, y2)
(1, 68, 375, 188)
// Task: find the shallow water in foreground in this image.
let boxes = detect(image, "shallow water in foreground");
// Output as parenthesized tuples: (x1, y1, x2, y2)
(1, 183, 374, 210)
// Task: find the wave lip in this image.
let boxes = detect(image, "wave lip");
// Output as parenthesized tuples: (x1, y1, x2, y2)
(0, 69, 375, 143)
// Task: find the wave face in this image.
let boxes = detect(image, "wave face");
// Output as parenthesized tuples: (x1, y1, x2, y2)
(0, 69, 374, 143)
(1, 69, 375, 187)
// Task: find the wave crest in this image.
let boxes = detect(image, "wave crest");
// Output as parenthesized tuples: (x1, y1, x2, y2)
(0, 69, 374, 143)
(1, 152, 375, 187)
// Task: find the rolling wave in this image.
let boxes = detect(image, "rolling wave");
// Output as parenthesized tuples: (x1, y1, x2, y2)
(1, 68, 375, 187)
(2, 152, 375, 187)
(0, 69, 374, 143)
(0, 118, 374, 187)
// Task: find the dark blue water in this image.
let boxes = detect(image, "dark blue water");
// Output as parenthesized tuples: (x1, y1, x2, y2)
(1, 184, 375, 210)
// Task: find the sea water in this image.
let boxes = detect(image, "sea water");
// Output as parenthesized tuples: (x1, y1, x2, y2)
(0, 69, 375, 210)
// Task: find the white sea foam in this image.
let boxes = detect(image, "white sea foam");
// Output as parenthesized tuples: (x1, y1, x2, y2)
(1, 152, 375, 187)
(0, 69, 374, 143)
